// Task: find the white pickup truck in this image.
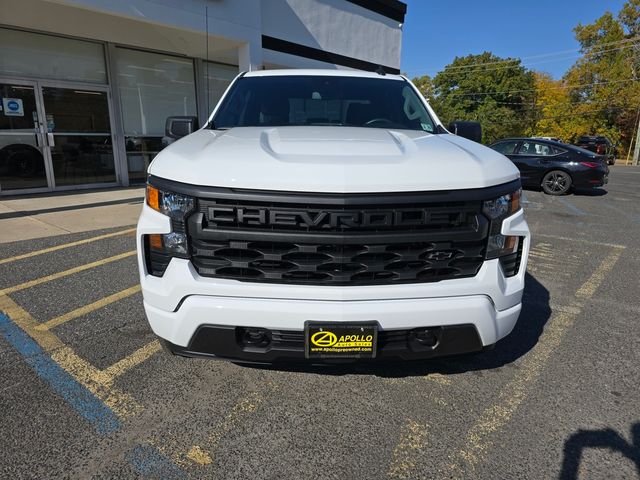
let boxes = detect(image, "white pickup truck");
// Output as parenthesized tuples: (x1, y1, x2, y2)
(136, 69, 530, 363)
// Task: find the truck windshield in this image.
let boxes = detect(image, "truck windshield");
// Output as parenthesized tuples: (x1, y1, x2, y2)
(211, 75, 437, 133)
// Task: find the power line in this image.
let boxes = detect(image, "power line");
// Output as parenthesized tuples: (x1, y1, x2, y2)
(450, 43, 638, 75)
(406, 36, 640, 75)
(446, 96, 630, 106)
(406, 42, 639, 80)
(435, 77, 640, 98)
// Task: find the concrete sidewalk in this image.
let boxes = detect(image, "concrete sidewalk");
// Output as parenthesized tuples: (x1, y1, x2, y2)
(0, 187, 144, 243)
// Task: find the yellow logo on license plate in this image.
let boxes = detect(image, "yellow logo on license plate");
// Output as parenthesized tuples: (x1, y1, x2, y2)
(309, 329, 374, 354)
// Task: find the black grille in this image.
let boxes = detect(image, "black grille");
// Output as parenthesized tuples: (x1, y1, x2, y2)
(185, 192, 489, 286)
(190, 238, 486, 285)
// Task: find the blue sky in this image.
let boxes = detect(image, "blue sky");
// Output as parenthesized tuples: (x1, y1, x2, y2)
(400, 0, 628, 79)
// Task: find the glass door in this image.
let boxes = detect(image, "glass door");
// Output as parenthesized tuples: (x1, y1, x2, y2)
(40, 85, 116, 187)
(0, 80, 50, 192)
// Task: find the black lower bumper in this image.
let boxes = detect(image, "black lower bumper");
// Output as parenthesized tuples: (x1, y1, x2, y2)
(164, 324, 484, 364)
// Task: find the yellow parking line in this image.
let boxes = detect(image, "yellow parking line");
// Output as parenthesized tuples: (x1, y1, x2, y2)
(424, 373, 452, 385)
(102, 340, 161, 385)
(0, 250, 136, 296)
(534, 233, 625, 249)
(0, 294, 142, 418)
(183, 387, 276, 466)
(387, 419, 429, 478)
(186, 446, 213, 466)
(0, 227, 136, 265)
(36, 285, 141, 331)
(447, 245, 624, 477)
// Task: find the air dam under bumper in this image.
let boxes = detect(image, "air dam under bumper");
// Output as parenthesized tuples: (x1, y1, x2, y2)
(144, 295, 521, 362)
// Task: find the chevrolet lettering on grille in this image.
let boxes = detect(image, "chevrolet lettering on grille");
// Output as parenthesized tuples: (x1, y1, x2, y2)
(208, 206, 466, 230)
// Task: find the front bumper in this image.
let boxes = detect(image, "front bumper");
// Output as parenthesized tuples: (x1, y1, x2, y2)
(137, 204, 530, 363)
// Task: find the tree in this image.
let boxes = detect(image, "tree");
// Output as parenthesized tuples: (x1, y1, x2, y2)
(423, 52, 536, 144)
(560, 2, 640, 153)
(411, 74, 434, 100)
(528, 73, 618, 142)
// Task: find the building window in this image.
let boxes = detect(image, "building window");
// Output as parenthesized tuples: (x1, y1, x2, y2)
(0, 28, 106, 83)
(205, 62, 238, 114)
(114, 48, 197, 183)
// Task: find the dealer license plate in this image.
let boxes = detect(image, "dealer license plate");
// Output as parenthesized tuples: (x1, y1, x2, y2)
(305, 322, 378, 359)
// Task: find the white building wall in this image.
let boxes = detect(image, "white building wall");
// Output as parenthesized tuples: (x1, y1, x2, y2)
(261, 0, 402, 71)
(3, 0, 402, 71)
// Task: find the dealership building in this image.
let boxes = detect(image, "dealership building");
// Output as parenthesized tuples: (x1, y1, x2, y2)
(0, 0, 405, 195)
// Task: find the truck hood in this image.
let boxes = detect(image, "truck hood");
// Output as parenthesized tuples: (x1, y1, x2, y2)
(149, 127, 519, 193)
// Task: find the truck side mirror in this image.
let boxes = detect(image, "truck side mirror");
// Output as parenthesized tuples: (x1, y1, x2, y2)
(165, 116, 198, 139)
(448, 121, 482, 143)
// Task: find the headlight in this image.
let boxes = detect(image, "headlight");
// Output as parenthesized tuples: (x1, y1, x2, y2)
(144, 184, 195, 275)
(483, 189, 521, 260)
(146, 185, 194, 221)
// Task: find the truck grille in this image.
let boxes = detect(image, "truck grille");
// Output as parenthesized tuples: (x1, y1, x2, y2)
(186, 191, 490, 286)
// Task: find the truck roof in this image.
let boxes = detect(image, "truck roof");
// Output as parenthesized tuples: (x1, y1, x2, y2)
(243, 69, 405, 81)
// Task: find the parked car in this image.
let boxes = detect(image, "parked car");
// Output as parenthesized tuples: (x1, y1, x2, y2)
(532, 136, 562, 143)
(490, 137, 609, 195)
(136, 70, 531, 364)
(574, 135, 617, 165)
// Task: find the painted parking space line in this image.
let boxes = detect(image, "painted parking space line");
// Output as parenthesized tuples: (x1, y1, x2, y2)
(126, 444, 187, 480)
(0, 250, 136, 296)
(0, 227, 136, 265)
(36, 285, 141, 331)
(0, 308, 120, 435)
(0, 294, 142, 419)
(533, 232, 625, 249)
(423, 373, 452, 385)
(101, 340, 161, 385)
(445, 245, 624, 477)
(138, 389, 273, 472)
(149, 385, 278, 470)
(387, 419, 429, 479)
(601, 202, 640, 225)
(187, 391, 265, 466)
(557, 197, 587, 216)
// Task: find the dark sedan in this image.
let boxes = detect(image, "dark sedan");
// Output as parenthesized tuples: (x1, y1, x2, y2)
(489, 138, 609, 195)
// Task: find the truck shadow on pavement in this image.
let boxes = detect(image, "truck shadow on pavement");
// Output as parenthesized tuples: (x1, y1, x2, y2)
(559, 422, 640, 479)
(244, 272, 551, 378)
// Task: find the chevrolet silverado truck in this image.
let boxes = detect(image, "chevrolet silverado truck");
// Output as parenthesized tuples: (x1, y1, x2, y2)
(136, 69, 530, 363)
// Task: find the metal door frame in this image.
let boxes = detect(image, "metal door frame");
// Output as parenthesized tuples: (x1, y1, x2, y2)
(0, 76, 121, 195)
(0, 76, 53, 194)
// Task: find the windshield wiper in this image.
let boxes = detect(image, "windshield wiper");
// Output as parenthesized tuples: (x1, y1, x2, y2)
(209, 121, 231, 131)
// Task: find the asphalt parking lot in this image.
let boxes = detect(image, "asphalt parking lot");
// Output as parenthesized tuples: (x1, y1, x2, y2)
(1, 167, 639, 480)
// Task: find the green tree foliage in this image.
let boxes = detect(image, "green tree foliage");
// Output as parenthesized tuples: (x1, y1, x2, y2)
(559, 1, 640, 154)
(411, 74, 434, 99)
(414, 52, 535, 144)
(410, 1, 639, 153)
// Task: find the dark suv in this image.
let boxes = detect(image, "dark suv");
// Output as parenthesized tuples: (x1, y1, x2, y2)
(575, 136, 616, 165)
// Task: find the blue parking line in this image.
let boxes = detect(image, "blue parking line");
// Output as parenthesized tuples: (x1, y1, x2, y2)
(602, 203, 640, 225)
(126, 445, 187, 479)
(557, 197, 587, 216)
(0, 311, 120, 435)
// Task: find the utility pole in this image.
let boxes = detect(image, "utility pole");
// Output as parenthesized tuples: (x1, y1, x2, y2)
(634, 114, 640, 165)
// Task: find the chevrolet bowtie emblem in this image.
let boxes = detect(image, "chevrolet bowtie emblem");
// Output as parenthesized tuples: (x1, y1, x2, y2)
(426, 251, 454, 261)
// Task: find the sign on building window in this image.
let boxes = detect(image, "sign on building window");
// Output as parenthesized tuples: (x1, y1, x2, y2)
(2, 98, 24, 116)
